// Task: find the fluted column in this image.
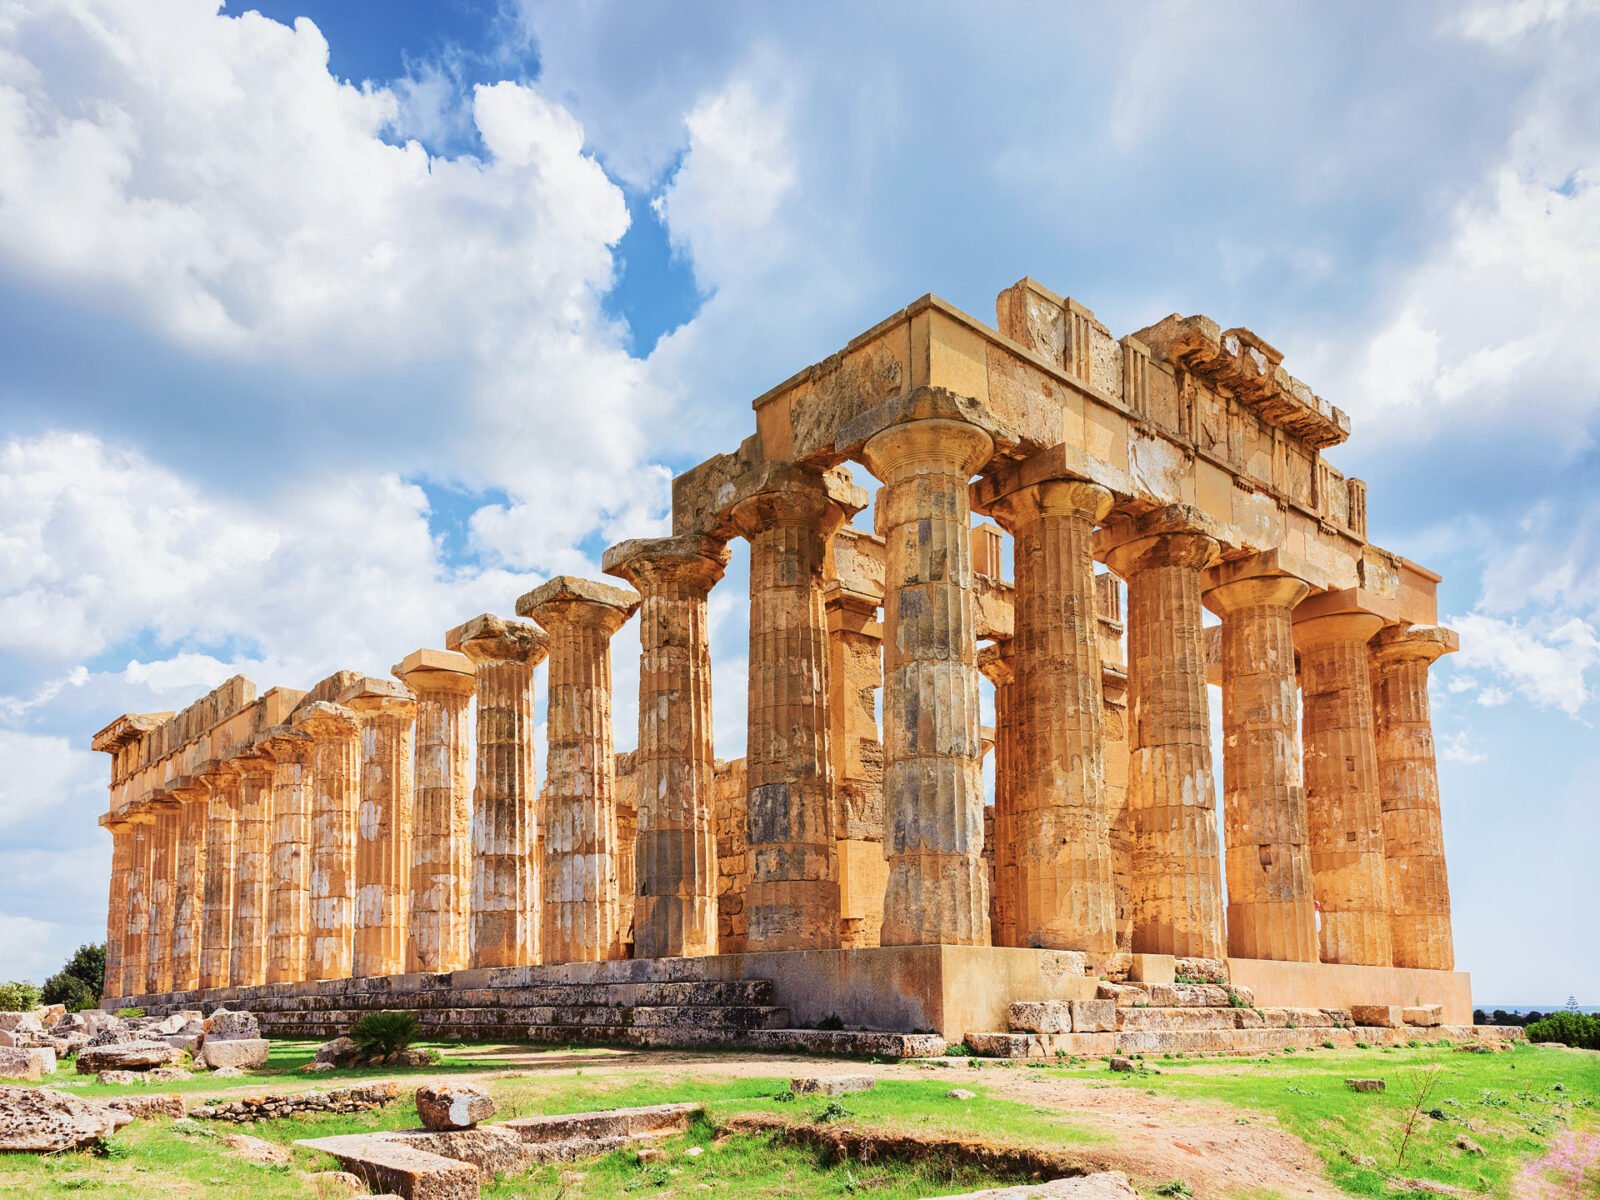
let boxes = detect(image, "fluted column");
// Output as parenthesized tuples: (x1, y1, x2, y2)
(394, 650, 477, 973)
(977, 474, 1114, 954)
(100, 817, 132, 998)
(146, 795, 178, 994)
(1370, 624, 1457, 971)
(1294, 601, 1392, 966)
(168, 778, 209, 991)
(347, 683, 416, 978)
(263, 729, 313, 984)
(977, 643, 1017, 947)
(1100, 509, 1224, 959)
(1202, 558, 1318, 962)
(862, 420, 995, 946)
(604, 536, 730, 959)
(301, 702, 361, 982)
(448, 613, 548, 968)
(229, 753, 275, 988)
(728, 466, 861, 951)
(123, 812, 152, 995)
(198, 763, 238, 988)
(519, 577, 641, 964)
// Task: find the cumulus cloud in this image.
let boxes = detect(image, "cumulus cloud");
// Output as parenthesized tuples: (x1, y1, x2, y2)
(1448, 611, 1600, 716)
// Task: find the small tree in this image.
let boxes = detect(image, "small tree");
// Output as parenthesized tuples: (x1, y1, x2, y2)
(41, 971, 96, 1012)
(1395, 1064, 1445, 1168)
(0, 981, 40, 1011)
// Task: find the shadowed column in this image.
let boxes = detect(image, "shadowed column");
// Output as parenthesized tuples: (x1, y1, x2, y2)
(146, 792, 178, 994)
(977, 643, 1017, 947)
(394, 650, 477, 973)
(263, 728, 314, 984)
(99, 816, 133, 999)
(520, 577, 640, 964)
(123, 811, 152, 996)
(449, 613, 548, 968)
(863, 418, 995, 947)
(1294, 595, 1393, 967)
(198, 762, 238, 988)
(977, 472, 1114, 955)
(300, 702, 361, 981)
(1203, 555, 1318, 963)
(604, 535, 730, 960)
(1370, 624, 1458, 971)
(167, 776, 210, 991)
(348, 681, 416, 978)
(729, 466, 863, 951)
(229, 752, 275, 987)
(1100, 507, 1225, 960)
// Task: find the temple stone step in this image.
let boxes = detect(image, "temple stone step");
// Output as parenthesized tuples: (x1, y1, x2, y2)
(1114, 1007, 1240, 1032)
(1094, 982, 1248, 1008)
(965, 1031, 1120, 1059)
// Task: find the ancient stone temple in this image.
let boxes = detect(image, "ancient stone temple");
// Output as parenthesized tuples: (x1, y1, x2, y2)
(92, 278, 1485, 1055)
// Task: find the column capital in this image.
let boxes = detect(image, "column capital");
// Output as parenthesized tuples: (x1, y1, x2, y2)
(726, 462, 866, 537)
(1095, 504, 1221, 577)
(1291, 587, 1392, 648)
(860, 418, 994, 483)
(1202, 549, 1315, 616)
(836, 385, 1017, 467)
(341, 677, 416, 722)
(99, 812, 133, 833)
(447, 612, 550, 667)
(979, 476, 1114, 532)
(516, 575, 640, 637)
(393, 648, 477, 699)
(602, 533, 730, 594)
(289, 700, 360, 739)
(976, 641, 1014, 686)
(164, 774, 211, 805)
(259, 727, 314, 763)
(1370, 622, 1458, 665)
(225, 750, 276, 782)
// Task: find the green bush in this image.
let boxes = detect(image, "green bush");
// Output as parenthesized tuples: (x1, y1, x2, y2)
(0, 980, 40, 1011)
(41, 971, 97, 1012)
(46, 944, 104, 1002)
(1524, 1011, 1600, 1050)
(350, 1010, 420, 1061)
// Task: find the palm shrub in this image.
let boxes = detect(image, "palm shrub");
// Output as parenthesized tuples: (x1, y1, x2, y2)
(350, 1011, 420, 1062)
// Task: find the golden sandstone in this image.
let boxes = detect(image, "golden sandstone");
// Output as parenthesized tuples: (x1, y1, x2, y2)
(92, 278, 1464, 1037)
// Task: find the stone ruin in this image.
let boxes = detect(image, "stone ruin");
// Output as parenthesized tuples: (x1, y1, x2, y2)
(90, 278, 1480, 1051)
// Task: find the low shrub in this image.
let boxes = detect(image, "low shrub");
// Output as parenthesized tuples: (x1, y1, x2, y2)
(1524, 1011, 1600, 1050)
(0, 981, 40, 1012)
(350, 1010, 420, 1061)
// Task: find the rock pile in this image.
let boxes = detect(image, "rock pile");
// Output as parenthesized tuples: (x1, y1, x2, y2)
(0, 1086, 131, 1152)
(191, 1082, 401, 1124)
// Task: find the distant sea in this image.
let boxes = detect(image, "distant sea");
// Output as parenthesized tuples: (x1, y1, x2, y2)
(1481, 1005, 1598, 1014)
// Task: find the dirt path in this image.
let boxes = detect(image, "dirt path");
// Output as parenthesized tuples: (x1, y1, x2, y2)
(1513, 1129, 1600, 1200)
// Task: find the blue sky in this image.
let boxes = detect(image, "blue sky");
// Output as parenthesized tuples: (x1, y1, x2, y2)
(0, 0, 1595, 1004)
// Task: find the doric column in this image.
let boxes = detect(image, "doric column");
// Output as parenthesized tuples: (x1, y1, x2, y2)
(346, 681, 416, 978)
(262, 729, 313, 984)
(1293, 595, 1393, 966)
(1099, 507, 1225, 960)
(603, 535, 729, 959)
(198, 762, 238, 988)
(1370, 624, 1458, 971)
(229, 752, 275, 988)
(1202, 555, 1318, 963)
(975, 470, 1114, 954)
(123, 811, 153, 995)
(394, 650, 477, 974)
(100, 816, 132, 999)
(519, 577, 640, 964)
(862, 420, 995, 947)
(448, 613, 548, 968)
(728, 465, 863, 951)
(167, 777, 209, 992)
(977, 643, 1017, 947)
(300, 702, 361, 982)
(146, 794, 178, 994)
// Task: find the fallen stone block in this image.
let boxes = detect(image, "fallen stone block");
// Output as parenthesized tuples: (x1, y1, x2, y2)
(0, 1014, 43, 1035)
(219, 1132, 293, 1166)
(385, 1126, 530, 1176)
(948, 1088, 976, 1100)
(97, 1070, 141, 1085)
(77, 1040, 178, 1074)
(109, 1093, 185, 1120)
(0, 1047, 55, 1080)
(791, 1074, 874, 1096)
(416, 1083, 495, 1131)
(205, 1009, 262, 1041)
(1108, 1057, 1134, 1073)
(295, 1132, 480, 1200)
(316, 1036, 359, 1066)
(1345, 1078, 1386, 1093)
(934, 1172, 1140, 1198)
(0, 1085, 132, 1152)
(1403, 1006, 1443, 1027)
(1349, 1005, 1402, 1029)
(303, 1170, 367, 1196)
(197, 1038, 269, 1070)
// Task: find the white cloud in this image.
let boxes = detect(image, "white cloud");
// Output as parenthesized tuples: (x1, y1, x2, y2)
(0, 729, 101, 831)
(0, 912, 62, 984)
(1449, 612, 1600, 716)
(1454, 0, 1600, 46)
(1439, 730, 1489, 765)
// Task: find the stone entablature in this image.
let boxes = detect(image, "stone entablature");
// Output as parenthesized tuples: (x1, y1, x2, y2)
(94, 277, 1461, 1017)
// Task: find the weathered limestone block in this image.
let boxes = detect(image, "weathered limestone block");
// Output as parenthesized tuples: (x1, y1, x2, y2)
(715, 759, 750, 952)
(1008, 1000, 1072, 1034)
(1202, 555, 1318, 963)
(977, 466, 1113, 955)
(122, 815, 152, 998)
(1100, 508, 1225, 960)
(1349, 1004, 1402, 1028)
(77, 1041, 178, 1073)
(862, 416, 996, 947)
(198, 763, 238, 989)
(197, 1039, 270, 1071)
(1345, 1078, 1386, 1093)
(263, 730, 314, 984)
(604, 535, 730, 961)
(1404, 1006, 1443, 1027)
(168, 778, 209, 991)
(518, 576, 640, 965)
(300, 702, 362, 982)
(415, 1083, 495, 1130)
(147, 798, 178, 994)
(727, 465, 863, 952)
(101, 818, 133, 999)
(791, 1074, 874, 1095)
(1369, 624, 1457, 972)
(1071, 999, 1118, 1032)
(0, 1086, 131, 1152)
(448, 613, 548, 968)
(1294, 601, 1394, 967)
(346, 679, 417, 979)
(0, 1047, 55, 1080)
(394, 650, 477, 974)
(229, 753, 275, 988)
